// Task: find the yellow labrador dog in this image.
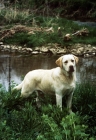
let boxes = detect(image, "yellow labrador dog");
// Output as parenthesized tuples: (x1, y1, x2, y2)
(13, 54, 78, 113)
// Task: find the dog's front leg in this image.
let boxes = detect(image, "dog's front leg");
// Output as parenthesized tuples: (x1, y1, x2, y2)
(56, 94, 62, 111)
(66, 92, 73, 113)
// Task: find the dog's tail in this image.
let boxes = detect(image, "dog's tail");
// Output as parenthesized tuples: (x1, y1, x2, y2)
(13, 81, 24, 91)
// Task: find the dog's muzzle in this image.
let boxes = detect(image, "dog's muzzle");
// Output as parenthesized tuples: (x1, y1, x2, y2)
(69, 65, 74, 72)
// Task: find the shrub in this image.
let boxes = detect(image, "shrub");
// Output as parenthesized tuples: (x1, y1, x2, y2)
(37, 113, 89, 140)
(73, 83, 96, 137)
(0, 83, 96, 139)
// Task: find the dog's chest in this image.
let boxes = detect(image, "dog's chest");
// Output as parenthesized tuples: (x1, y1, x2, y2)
(63, 82, 75, 90)
(57, 80, 76, 95)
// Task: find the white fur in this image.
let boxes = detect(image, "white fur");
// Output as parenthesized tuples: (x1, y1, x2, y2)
(13, 54, 78, 112)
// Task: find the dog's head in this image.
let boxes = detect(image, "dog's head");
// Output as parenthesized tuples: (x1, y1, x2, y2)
(56, 54, 78, 74)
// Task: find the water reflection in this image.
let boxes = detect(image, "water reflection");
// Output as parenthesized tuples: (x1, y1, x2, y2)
(77, 57, 96, 84)
(0, 52, 96, 90)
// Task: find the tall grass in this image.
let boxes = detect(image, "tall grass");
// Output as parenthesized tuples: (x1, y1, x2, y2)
(4, 0, 96, 19)
(0, 7, 31, 24)
(0, 83, 96, 139)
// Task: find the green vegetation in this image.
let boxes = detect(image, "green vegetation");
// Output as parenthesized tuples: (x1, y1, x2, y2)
(1, 16, 96, 47)
(4, 0, 96, 19)
(0, 1, 96, 47)
(0, 1, 96, 139)
(0, 83, 96, 139)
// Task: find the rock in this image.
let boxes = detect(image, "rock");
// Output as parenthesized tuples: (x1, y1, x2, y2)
(85, 48, 93, 53)
(78, 47, 84, 52)
(75, 43, 82, 48)
(0, 42, 3, 45)
(26, 48, 33, 52)
(84, 53, 89, 57)
(92, 52, 95, 56)
(18, 46, 22, 50)
(21, 48, 27, 53)
(88, 44, 91, 47)
(49, 48, 57, 55)
(4, 45, 11, 49)
(84, 52, 95, 57)
(0, 42, 96, 56)
(71, 48, 80, 55)
(41, 47, 49, 53)
(93, 47, 96, 51)
(32, 51, 40, 54)
(0, 45, 4, 49)
(77, 50, 82, 55)
(34, 47, 40, 51)
(57, 49, 66, 54)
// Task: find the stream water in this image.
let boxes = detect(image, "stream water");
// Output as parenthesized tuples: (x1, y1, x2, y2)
(0, 52, 96, 91)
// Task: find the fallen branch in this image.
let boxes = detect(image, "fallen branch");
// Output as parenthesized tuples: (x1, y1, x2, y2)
(0, 25, 55, 41)
(64, 28, 89, 41)
(72, 28, 89, 36)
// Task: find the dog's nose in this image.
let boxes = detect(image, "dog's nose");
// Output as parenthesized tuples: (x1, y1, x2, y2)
(69, 65, 74, 72)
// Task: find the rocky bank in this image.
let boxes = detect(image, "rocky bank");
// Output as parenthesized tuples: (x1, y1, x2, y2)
(0, 42, 96, 57)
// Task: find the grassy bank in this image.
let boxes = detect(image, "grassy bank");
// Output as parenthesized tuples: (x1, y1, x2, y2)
(0, 14, 96, 48)
(0, 83, 96, 139)
(0, 1, 96, 48)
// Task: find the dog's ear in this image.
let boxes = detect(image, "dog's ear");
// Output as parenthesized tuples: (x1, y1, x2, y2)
(73, 55, 79, 64)
(56, 56, 63, 68)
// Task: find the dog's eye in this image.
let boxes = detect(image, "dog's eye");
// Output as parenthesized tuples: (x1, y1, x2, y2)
(71, 60, 74, 62)
(64, 61, 68, 64)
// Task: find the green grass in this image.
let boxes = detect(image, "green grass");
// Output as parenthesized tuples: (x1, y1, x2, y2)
(0, 6, 96, 47)
(0, 83, 96, 139)
(2, 16, 96, 48)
